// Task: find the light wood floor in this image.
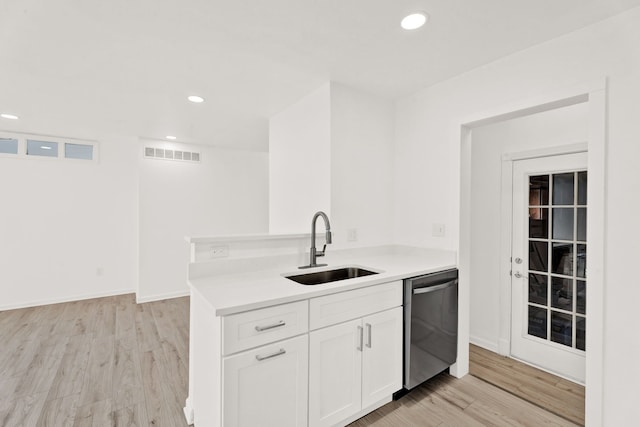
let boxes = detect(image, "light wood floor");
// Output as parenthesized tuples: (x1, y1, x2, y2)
(0, 294, 190, 426)
(469, 344, 585, 426)
(1, 294, 578, 426)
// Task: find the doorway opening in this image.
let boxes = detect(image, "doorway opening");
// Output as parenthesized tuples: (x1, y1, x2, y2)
(458, 81, 606, 425)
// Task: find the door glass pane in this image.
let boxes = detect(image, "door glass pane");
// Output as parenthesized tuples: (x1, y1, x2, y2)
(529, 241, 548, 272)
(524, 170, 587, 352)
(577, 281, 586, 315)
(577, 171, 587, 205)
(551, 277, 573, 311)
(552, 243, 573, 276)
(576, 317, 586, 351)
(529, 175, 549, 205)
(551, 312, 572, 347)
(553, 173, 574, 205)
(529, 273, 548, 305)
(529, 208, 548, 238)
(577, 208, 587, 242)
(528, 306, 547, 339)
(552, 208, 574, 240)
(577, 244, 587, 278)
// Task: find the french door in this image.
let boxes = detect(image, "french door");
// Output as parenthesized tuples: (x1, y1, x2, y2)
(510, 152, 587, 383)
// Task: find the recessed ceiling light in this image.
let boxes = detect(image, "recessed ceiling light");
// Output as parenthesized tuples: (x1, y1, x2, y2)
(1, 113, 19, 120)
(188, 95, 204, 103)
(166, 135, 177, 140)
(401, 12, 428, 30)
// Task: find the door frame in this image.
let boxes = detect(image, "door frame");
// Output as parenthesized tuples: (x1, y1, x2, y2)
(457, 78, 606, 426)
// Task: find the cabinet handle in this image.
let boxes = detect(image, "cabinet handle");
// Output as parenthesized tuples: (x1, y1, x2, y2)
(255, 320, 286, 332)
(357, 325, 363, 351)
(255, 348, 286, 361)
(366, 323, 372, 348)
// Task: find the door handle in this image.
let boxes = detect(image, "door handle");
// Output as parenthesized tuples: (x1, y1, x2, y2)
(357, 325, 363, 351)
(514, 271, 523, 278)
(365, 323, 372, 348)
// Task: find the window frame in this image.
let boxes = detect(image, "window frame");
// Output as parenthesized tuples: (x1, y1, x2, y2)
(0, 131, 99, 163)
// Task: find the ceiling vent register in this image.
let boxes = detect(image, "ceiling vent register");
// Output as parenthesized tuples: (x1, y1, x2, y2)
(144, 147, 200, 162)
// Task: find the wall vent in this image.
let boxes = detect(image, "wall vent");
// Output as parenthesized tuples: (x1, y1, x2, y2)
(144, 147, 201, 163)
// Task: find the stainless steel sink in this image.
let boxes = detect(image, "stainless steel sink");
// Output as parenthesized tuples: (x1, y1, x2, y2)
(285, 267, 378, 285)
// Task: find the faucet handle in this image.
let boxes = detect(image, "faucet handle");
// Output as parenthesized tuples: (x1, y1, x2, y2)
(317, 244, 326, 257)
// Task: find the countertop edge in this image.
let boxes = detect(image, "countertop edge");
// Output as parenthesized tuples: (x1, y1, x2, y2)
(190, 262, 458, 317)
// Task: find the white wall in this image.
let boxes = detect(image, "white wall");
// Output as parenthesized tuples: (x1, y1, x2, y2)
(394, 7, 640, 425)
(138, 141, 268, 302)
(0, 136, 138, 310)
(330, 83, 395, 248)
(268, 82, 395, 250)
(469, 103, 588, 351)
(269, 83, 331, 234)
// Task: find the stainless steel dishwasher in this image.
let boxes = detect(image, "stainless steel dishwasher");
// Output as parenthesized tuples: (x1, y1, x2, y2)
(403, 269, 458, 390)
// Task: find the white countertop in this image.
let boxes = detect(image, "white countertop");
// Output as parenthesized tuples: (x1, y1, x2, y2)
(189, 246, 457, 316)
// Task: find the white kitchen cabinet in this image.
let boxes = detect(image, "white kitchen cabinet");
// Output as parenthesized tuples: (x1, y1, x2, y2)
(189, 280, 404, 427)
(361, 307, 403, 408)
(309, 319, 363, 427)
(223, 334, 308, 427)
(308, 306, 403, 427)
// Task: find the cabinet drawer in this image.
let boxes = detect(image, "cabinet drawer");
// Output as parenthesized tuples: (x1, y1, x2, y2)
(222, 300, 308, 355)
(309, 281, 402, 330)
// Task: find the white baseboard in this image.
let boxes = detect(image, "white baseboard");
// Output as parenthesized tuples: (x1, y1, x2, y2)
(0, 288, 135, 311)
(469, 335, 500, 353)
(136, 289, 190, 304)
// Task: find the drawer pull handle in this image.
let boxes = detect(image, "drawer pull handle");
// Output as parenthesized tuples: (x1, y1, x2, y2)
(255, 348, 286, 361)
(255, 320, 286, 332)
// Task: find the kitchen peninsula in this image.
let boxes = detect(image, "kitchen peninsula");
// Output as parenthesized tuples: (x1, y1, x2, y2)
(183, 240, 457, 427)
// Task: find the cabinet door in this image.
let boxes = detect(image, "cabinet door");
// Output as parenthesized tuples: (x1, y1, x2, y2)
(361, 307, 403, 408)
(309, 318, 362, 427)
(223, 335, 308, 427)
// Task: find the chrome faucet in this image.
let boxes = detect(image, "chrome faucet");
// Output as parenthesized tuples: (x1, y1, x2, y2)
(299, 211, 332, 269)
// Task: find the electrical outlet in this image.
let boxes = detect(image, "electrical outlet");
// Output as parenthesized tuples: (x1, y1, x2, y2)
(432, 223, 445, 237)
(211, 245, 229, 258)
(347, 228, 358, 242)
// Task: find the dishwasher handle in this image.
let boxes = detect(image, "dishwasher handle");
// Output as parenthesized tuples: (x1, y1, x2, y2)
(412, 280, 457, 295)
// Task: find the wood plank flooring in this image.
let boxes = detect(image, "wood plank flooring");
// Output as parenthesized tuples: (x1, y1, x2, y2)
(0, 294, 190, 427)
(1, 294, 580, 426)
(469, 344, 585, 426)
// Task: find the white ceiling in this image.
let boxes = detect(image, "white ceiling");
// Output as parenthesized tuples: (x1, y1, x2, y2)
(1, 0, 639, 151)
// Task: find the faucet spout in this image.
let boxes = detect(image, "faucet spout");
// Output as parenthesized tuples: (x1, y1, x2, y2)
(299, 211, 332, 269)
